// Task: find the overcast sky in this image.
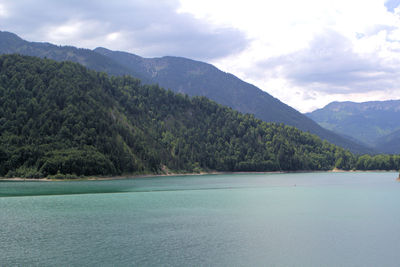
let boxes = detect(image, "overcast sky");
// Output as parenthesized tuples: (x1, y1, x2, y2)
(1, 0, 400, 112)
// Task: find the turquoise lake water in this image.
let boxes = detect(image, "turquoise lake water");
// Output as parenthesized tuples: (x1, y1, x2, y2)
(1, 172, 400, 266)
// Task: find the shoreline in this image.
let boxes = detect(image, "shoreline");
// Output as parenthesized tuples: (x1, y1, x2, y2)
(0, 169, 398, 182)
(0, 171, 225, 182)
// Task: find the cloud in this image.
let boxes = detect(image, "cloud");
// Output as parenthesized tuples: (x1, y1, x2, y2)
(255, 30, 400, 96)
(0, 3, 7, 17)
(0, 0, 248, 60)
(178, 0, 400, 112)
(385, 0, 400, 12)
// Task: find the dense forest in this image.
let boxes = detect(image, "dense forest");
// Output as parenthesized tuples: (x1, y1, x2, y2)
(0, 55, 399, 178)
(0, 31, 372, 154)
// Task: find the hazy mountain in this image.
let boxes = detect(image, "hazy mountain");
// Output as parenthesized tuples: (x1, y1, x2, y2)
(0, 30, 372, 154)
(375, 129, 400, 154)
(306, 100, 400, 152)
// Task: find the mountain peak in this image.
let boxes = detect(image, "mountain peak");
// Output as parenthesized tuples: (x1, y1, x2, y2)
(0, 30, 23, 40)
(0, 30, 26, 50)
(323, 99, 400, 112)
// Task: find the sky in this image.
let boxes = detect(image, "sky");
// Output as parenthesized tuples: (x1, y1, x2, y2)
(1, 0, 400, 112)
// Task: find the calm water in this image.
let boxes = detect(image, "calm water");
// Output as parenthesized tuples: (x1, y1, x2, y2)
(1, 172, 400, 266)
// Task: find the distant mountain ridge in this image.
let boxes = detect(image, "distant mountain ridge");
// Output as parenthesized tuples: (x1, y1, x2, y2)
(0, 31, 134, 76)
(306, 100, 400, 153)
(0, 30, 372, 154)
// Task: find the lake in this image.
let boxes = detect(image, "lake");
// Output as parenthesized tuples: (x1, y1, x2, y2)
(1, 172, 400, 266)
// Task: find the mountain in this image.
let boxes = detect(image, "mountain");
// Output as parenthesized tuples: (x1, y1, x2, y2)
(1, 54, 376, 178)
(0, 31, 135, 77)
(375, 129, 400, 154)
(0, 30, 372, 154)
(94, 47, 310, 126)
(93, 47, 373, 154)
(306, 100, 400, 152)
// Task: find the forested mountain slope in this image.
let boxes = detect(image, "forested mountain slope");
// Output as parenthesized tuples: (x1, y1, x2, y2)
(94, 47, 372, 154)
(1, 55, 385, 178)
(0, 31, 372, 154)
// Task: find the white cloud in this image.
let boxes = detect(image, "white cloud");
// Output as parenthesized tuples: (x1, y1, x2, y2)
(0, 0, 247, 60)
(179, 0, 400, 112)
(41, 19, 115, 49)
(0, 4, 8, 17)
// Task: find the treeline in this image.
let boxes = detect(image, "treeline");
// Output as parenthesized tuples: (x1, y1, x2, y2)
(0, 55, 398, 178)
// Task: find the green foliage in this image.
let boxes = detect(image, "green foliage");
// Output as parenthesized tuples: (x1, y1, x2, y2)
(0, 55, 398, 178)
(0, 31, 372, 154)
(38, 147, 116, 176)
(355, 154, 400, 171)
